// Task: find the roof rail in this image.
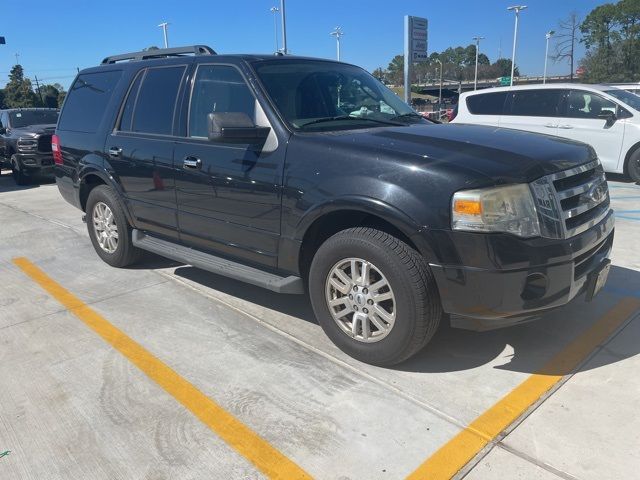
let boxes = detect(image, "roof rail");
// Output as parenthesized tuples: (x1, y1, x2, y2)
(101, 45, 216, 64)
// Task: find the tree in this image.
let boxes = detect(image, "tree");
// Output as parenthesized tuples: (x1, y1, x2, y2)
(3, 65, 38, 108)
(386, 55, 404, 85)
(0, 89, 5, 109)
(39, 84, 61, 108)
(372, 67, 386, 82)
(492, 58, 519, 77)
(553, 12, 581, 80)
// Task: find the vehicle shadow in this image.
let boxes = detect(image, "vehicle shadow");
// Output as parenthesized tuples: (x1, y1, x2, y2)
(168, 263, 640, 376)
(0, 171, 56, 193)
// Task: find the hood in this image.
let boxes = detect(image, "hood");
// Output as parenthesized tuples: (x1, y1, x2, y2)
(317, 123, 596, 184)
(12, 124, 57, 136)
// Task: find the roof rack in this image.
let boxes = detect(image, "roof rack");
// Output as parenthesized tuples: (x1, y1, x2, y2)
(101, 45, 216, 64)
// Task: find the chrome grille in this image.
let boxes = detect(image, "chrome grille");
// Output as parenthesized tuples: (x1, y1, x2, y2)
(37, 134, 52, 153)
(531, 160, 610, 239)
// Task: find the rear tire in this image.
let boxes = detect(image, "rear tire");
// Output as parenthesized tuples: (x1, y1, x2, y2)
(11, 155, 29, 186)
(86, 185, 142, 267)
(308, 227, 442, 366)
(628, 149, 640, 183)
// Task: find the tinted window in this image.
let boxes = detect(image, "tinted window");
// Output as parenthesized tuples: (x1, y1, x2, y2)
(189, 65, 255, 138)
(132, 66, 185, 135)
(119, 72, 144, 131)
(58, 71, 122, 133)
(603, 89, 640, 112)
(510, 89, 563, 117)
(565, 91, 617, 119)
(466, 92, 507, 115)
(8, 110, 59, 128)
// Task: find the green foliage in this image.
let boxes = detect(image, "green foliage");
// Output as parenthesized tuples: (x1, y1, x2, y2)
(0, 89, 5, 109)
(3, 65, 39, 108)
(580, 0, 640, 82)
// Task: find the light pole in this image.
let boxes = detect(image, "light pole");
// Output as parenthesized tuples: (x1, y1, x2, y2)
(507, 5, 527, 86)
(543, 30, 555, 84)
(472, 36, 485, 90)
(158, 22, 169, 48)
(280, 0, 288, 54)
(436, 58, 443, 113)
(270, 7, 280, 53)
(330, 27, 344, 61)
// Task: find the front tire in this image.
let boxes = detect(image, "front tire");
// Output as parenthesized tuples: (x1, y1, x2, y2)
(11, 155, 29, 186)
(628, 149, 640, 183)
(308, 227, 442, 366)
(86, 185, 142, 267)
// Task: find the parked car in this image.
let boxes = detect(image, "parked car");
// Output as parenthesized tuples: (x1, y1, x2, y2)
(0, 108, 59, 184)
(453, 83, 640, 182)
(605, 83, 640, 95)
(54, 46, 613, 366)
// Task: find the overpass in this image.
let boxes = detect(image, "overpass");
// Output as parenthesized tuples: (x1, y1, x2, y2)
(414, 75, 574, 98)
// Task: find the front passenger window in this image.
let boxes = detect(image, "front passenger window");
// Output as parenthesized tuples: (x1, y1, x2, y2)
(566, 91, 617, 119)
(189, 65, 256, 138)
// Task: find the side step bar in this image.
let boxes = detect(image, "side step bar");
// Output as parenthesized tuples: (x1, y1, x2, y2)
(132, 230, 304, 294)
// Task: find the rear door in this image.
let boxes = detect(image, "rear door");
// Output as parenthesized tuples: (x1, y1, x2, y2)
(556, 89, 626, 173)
(500, 89, 564, 136)
(105, 65, 187, 240)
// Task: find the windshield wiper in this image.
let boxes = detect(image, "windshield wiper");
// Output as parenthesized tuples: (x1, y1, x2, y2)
(298, 115, 402, 128)
(390, 112, 425, 121)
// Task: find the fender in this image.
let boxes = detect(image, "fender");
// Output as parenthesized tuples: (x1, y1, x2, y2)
(290, 194, 437, 265)
(78, 161, 136, 226)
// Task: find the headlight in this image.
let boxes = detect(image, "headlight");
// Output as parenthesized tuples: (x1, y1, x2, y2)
(452, 184, 540, 237)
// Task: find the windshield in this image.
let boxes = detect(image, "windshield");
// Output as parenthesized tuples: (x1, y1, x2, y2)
(605, 89, 640, 111)
(9, 110, 59, 128)
(252, 60, 425, 131)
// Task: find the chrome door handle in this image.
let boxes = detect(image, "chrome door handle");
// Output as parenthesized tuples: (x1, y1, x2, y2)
(558, 125, 574, 129)
(183, 156, 202, 169)
(108, 147, 122, 157)
(545, 124, 558, 128)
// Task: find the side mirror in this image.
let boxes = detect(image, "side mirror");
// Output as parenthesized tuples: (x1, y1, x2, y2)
(207, 112, 270, 144)
(598, 110, 617, 128)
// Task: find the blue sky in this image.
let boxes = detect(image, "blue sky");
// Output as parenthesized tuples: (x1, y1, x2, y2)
(0, 0, 610, 88)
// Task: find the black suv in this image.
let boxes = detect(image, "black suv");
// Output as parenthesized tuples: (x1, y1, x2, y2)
(54, 46, 614, 365)
(0, 108, 59, 184)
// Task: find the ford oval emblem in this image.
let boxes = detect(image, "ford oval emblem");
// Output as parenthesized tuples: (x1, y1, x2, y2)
(588, 184, 607, 203)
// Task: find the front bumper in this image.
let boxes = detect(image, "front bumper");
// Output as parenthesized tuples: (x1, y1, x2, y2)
(14, 152, 55, 177)
(429, 209, 614, 330)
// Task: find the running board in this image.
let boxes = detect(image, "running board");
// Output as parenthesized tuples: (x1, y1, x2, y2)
(132, 230, 304, 294)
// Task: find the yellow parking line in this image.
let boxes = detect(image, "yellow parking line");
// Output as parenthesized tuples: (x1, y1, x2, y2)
(13, 257, 311, 480)
(406, 297, 640, 480)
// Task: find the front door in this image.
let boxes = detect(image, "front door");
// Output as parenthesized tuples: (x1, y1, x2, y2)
(556, 90, 626, 173)
(104, 65, 187, 239)
(174, 64, 284, 268)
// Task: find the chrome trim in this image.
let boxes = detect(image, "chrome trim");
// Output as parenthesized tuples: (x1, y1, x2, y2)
(565, 206, 611, 237)
(556, 173, 607, 200)
(546, 160, 600, 181)
(563, 192, 609, 219)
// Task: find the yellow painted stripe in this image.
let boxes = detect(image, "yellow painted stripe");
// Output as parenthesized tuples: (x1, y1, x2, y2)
(13, 257, 311, 480)
(407, 297, 640, 480)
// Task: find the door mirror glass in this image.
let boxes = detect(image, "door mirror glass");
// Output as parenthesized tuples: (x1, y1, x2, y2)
(207, 112, 270, 144)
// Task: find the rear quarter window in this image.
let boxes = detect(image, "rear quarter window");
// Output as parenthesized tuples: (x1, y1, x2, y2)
(58, 70, 122, 133)
(466, 92, 508, 115)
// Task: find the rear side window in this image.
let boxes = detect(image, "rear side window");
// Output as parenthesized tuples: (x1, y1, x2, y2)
(466, 92, 507, 115)
(130, 66, 185, 135)
(58, 70, 122, 133)
(509, 89, 563, 117)
(118, 72, 144, 132)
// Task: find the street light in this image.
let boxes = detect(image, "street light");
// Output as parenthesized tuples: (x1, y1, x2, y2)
(158, 22, 169, 48)
(280, 0, 288, 54)
(436, 58, 443, 113)
(507, 5, 527, 86)
(543, 30, 555, 84)
(330, 26, 344, 61)
(472, 36, 485, 90)
(270, 7, 280, 53)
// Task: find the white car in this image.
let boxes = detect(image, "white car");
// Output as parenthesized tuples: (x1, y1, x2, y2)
(606, 83, 640, 95)
(452, 83, 640, 181)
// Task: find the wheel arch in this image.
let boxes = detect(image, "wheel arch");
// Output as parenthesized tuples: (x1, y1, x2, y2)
(295, 197, 434, 279)
(623, 141, 640, 176)
(78, 167, 134, 225)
